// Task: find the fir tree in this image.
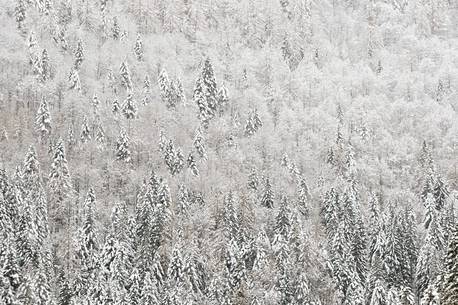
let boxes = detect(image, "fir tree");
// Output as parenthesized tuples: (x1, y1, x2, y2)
(217, 84, 229, 116)
(112, 99, 121, 115)
(35, 98, 52, 141)
(247, 168, 259, 191)
(115, 129, 131, 163)
(14, 0, 27, 33)
(80, 116, 91, 144)
(194, 76, 212, 126)
(119, 61, 132, 91)
(48, 139, 73, 228)
(134, 34, 143, 61)
(370, 279, 386, 305)
(74, 39, 84, 70)
(260, 178, 274, 208)
(193, 127, 207, 160)
(112, 17, 120, 40)
(95, 122, 106, 148)
(297, 178, 310, 217)
(122, 92, 138, 120)
(187, 153, 199, 176)
(68, 68, 81, 91)
(41, 49, 50, 82)
(201, 57, 218, 114)
(441, 227, 458, 305)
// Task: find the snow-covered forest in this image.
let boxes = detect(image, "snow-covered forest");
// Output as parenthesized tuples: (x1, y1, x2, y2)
(0, 0, 457, 304)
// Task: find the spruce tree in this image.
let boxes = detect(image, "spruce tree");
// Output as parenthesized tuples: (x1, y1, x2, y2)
(296, 178, 310, 217)
(260, 178, 274, 208)
(441, 227, 458, 305)
(122, 92, 138, 120)
(48, 139, 73, 228)
(41, 49, 50, 82)
(134, 34, 143, 61)
(68, 68, 81, 91)
(194, 76, 212, 126)
(115, 129, 131, 163)
(14, 0, 27, 33)
(80, 116, 91, 144)
(74, 39, 84, 70)
(187, 153, 199, 176)
(247, 168, 259, 191)
(201, 57, 218, 114)
(35, 98, 52, 141)
(119, 61, 132, 91)
(112, 17, 120, 40)
(112, 98, 121, 115)
(193, 127, 207, 160)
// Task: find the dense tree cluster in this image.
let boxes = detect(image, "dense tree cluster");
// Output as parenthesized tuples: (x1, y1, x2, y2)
(0, 0, 457, 304)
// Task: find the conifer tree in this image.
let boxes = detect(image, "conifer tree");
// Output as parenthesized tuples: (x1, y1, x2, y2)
(134, 34, 143, 61)
(142, 74, 151, 105)
(201, 57, 218, 113)
(187, 153, 199, 176)
(112, 17, 120, 40)
(41, 49, 50, 82)
(75, 188, 98, 298)
(193, 127, 207, 160)
(68, 68, 81, 91)
(35, 98, 52, 141)
(158, 68, 170, 103)
(48, 139, 73, 228)
(112, 98, 120, 115)
(115, 129, 131, 163)
(194, 76, 212, 126)
(260, 178, 274, 208)
(217, 84, 229, 116)
(74, 39, 84, 70)
(15, 0, 27, 34)
(122, 92, 138, 120)
(441, 227, 458, 305)
(80, 116, 91, 144)
(119, 61, 132, 91)
(247, 168, 259, 191)
(297, 178, 310, 217)
(95, 122, 106, 148)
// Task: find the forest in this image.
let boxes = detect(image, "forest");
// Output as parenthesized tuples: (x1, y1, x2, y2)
(0, 0, 457, 304)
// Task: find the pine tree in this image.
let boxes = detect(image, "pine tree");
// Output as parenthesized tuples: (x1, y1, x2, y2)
(74, 39, 84, 70)
(122, 92, 138, 120)
(370, 279, 386, 305)
(163, 139, 184, 175)
(441, 227, 458, 305)
(134, 33, 143, 61)
(274, 196, 291, 243)
(115, 129, 131, 163)
(80, 116, 91, 144)
(260, 178, 274, 208)
(217, 84, 229, 116)
(142, 74, 151, 105)
(244, 110, 262, 136)
(158, 68, 170, 104)
(119, 61, 132, 91)
(95, 122, 106, 148)
(35, 98, 52, 141)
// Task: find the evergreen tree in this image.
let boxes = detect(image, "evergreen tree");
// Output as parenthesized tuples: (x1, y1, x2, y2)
(14, 0, 27, 33)
(68, 68, 81, 91)
(247, 168, 259, 191)
(48, 139, 73, 228)
(158, 68, 170, 104)
(274, 196, 291, 244)
(260, 178, 274, 208)
(217, 84, 229, 116)
(115, 129, 131, 163)
(80, 116, 91, 144)
(122, 92, 138, 120)
(194, 76, 212, 126)
(370, 279, 386, 305)
(41, 49, 51, 82)
(112, 98, 121, 115)
(441, 227, 458, 305)
(296, 178, 310, 217)
(244, 109, 262, 136)
(193, 127, 207, 160)
(112, 17, 120, 40)
(74, 188, 99, 298)
(74, 39, 84, 70)
(95, 122, 106, 148)
(201, 57, 218, 114)
(134, 34, 143, 61)
(187, 153, 199, 176)
(35, 98, 52, 141)
(119, 61, 132, 91)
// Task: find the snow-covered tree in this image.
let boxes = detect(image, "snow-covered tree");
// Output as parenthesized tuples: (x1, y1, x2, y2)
(115, 129, 131, 163)
(35, 98, 52, 141)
